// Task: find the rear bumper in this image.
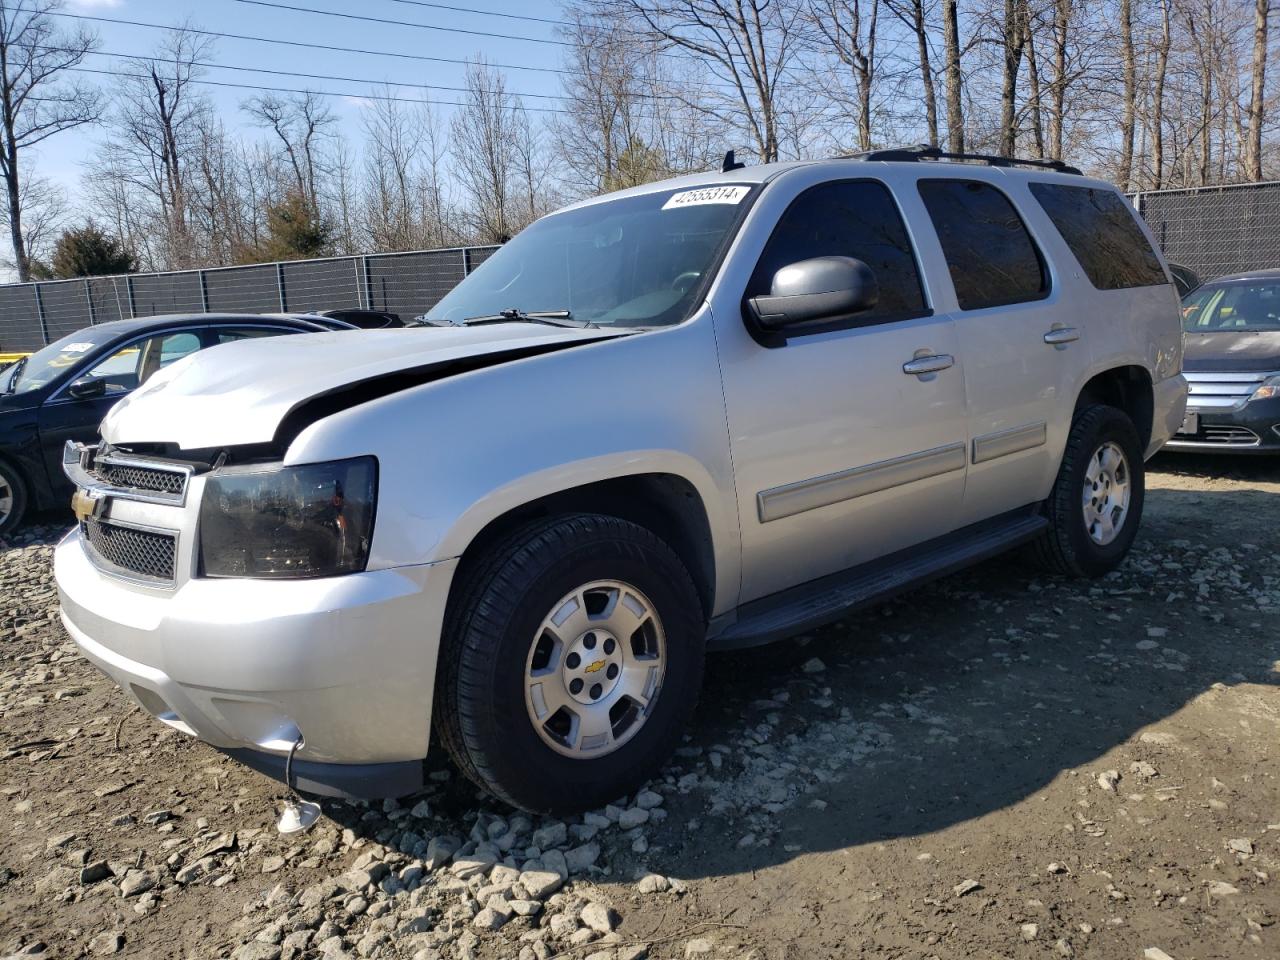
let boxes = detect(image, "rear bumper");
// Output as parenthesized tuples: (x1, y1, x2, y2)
(55, 527, 458, 796)
(1164, 396, 1280, 453)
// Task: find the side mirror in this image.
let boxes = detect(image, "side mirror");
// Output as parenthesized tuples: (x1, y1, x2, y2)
(748, 256, 879, 330)
(68, 376, 107, 400)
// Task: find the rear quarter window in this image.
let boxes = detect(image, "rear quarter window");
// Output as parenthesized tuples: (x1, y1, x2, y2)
(1029, 183, 1167, 290)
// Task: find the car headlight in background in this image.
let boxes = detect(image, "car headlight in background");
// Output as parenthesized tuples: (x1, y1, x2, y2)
(1249, 374, 1280, 402)
(199, 457, 377, 578)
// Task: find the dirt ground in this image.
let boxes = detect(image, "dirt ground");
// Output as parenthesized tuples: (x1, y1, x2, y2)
(1, 453, 1278, 960)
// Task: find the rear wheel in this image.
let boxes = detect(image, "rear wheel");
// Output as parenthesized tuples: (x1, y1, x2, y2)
(1032, 403, 1145, 578)
(435, 513, 705, 813)
(0, 460, 28, 537)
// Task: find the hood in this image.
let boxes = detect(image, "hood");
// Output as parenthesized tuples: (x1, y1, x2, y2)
(103, 324, 625, 450)
(1182, 330, 1280, 372)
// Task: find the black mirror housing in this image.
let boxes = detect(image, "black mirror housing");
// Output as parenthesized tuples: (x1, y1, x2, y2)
(749, 256, 879, 330)
(68, 376, 107, 400)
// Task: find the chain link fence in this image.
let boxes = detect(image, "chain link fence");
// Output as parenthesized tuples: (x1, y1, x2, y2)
(1132, 181, 1280, 282)
(0, 244, 500, 353)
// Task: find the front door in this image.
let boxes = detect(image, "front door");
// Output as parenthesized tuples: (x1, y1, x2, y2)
(38, 329, 203, 494)
(712, 176, 970, 603)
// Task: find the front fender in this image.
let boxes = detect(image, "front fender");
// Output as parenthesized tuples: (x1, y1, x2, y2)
(285, 315, 742, 615)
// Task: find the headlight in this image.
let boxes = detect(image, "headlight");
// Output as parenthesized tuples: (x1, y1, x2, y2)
(198, 457, 376, 579)
(1249, 375, 1280, 401)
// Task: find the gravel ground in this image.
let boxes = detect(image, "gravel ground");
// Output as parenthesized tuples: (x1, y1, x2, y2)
(1, 453, 1278, 960)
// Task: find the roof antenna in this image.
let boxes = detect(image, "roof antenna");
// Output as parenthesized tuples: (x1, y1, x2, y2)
(722, 149, 746, 173)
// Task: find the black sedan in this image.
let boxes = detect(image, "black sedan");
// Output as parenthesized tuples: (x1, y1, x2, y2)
(0, 313, 337, 533)
(1167, 269, 1280, 453)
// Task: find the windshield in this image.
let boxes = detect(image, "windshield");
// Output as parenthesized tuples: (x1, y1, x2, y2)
(426, 185, 755, 328)
(1182, 280, 1280, 333)
(4, 327, 119, 395)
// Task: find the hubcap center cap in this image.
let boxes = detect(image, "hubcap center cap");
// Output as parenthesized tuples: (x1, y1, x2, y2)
(562, 629, 623, 704)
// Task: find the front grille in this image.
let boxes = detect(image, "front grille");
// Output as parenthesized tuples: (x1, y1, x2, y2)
(92, 460, 186, 496)
(1200, 424, 1261, 446)
(1184, 371, 1270, 410)
(82, 518, 177, 582)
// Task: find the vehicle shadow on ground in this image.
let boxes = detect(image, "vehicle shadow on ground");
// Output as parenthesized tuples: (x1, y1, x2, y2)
(664, 484, 1280, 879)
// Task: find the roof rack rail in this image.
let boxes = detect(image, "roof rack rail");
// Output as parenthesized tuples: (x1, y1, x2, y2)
(848, 143, 1083, 176)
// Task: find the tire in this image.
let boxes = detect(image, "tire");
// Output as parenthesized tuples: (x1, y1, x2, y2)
(435, 513, 706, 813)
(1032, 403, 1145, 578)
(0, 459, 28, 537)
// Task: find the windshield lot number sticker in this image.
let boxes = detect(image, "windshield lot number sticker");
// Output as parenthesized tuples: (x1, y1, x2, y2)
(662, 186, 751, 210)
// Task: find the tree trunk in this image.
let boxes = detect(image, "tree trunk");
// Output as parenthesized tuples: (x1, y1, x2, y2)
(942, 0, 964, 152)
(1247, 0, 1270, 181)
(1023, 4, 1045, 159)
(1048, 0, 1069, 160)
(1152, 0, 1171, 187)
(4, 141, 25, 281)
(999, 0, 1026, 157)
(910, 0, 938, 144)
(1118, 0, 1136, 190)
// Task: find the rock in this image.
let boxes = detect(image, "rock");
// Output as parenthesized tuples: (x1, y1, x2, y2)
(1021, 923, 1039, 941)
(584, 951, 616, 960)
(451, 855, 495, 880)
(550, 912, 581, 938)
(542, 849, 569, 879)
(618, 807, 650, 830)
(520, 870, 564, 899)
(801, 658, 826, 673)
(424, 836, 460, 870)
(510, 899, 542, 917)
(1144, 950, 1175, 960)
(1135, 639, 1160, 651)
(410, 799, 432, 819)
(953, 879, 982, 898)
(532, 822, 567, 849)
(142, 810, 175, 825)
(636, 873, 670, 894)
(1096, 770, 1120, 792)
(569, 927, 599, 946)
(232, 945, 281, 960)
(634, 790, 663, 810)
(79, 861, 112, 884)
(1054, 939, 1073, 957)
(565, 842, 600, 873)
(684, 939, 713, 958)
(1227, 838, 1254, 856)
(1129, 761, 1158, 778)
(175, 856, 217, 884)
(618, 947, 648, 960)
(1046, 862, 1068, 875)
(118, 869, 156, 898)
(89, 932, 124, 955)
(580, 901, 616, 933)
(261, 856, 287, 874)
(1206, 881, 1239, 897)
(1138, 731, 1178, 745)
(472, 907, 508, 932)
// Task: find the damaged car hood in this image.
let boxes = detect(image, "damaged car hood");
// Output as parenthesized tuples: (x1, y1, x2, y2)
(102, 324, 625, 449)
(1183, 330, 1280, 372)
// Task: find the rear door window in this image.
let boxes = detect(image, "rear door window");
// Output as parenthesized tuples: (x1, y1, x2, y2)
(1029, 182, 1167, 290)
(747, 179, 927, 322)
(917, 179, 1048, 310)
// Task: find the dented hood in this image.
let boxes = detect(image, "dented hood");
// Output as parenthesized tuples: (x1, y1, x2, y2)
(102, 324, 623, 450)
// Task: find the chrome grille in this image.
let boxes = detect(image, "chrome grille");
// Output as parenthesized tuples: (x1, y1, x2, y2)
(1184, 371, 1270, 410)
(1200, 424, 1261, 446)
(82, 518, 177, 583)
(93, 460, 186, 496)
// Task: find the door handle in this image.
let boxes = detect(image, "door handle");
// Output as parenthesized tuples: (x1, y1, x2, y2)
(902, 354, 955, 376)
(1043, 327, 1080, 345)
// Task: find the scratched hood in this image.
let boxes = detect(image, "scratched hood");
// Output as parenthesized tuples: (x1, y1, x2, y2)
(102, 324, 623, 450)
(1182, 330, 1280, 373)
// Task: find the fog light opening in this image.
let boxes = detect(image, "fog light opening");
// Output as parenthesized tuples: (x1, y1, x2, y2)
(275, 734, 322, 835)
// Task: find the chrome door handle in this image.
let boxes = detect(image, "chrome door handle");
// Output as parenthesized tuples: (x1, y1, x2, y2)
(902, 354, 955, 376)
(1044, 327, 1080, 345)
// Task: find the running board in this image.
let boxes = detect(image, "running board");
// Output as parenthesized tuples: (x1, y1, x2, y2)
(708, 511, 1048, 650)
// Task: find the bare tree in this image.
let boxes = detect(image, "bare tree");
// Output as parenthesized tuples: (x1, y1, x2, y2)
(450, 61, 522, 242)
(886, 0, 938, 145)
(811, 0, 882, 152)
(998, 0, 1027, 156)
(243, 91, 336, 214)
(0, 1, 99, 280)
(0, 168, 67, 274)
(1117, 0, 1137, 189)
(942, 0, 964, 151)
(1246, 0, 1270, 180)
(595, 0, 804, 162)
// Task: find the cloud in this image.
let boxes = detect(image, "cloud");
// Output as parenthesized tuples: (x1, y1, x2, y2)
(342, 96, 375, 110)
(65, 0, 124, 10)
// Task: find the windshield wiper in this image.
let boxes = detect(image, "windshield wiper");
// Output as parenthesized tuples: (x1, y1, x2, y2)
(460, 308, 593, 328)
(3, 356, 25, 394)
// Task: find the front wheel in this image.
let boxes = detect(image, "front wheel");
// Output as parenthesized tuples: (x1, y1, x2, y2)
(0, 459, 28, 537)
(1032, 403, 1145, 578)
(435, 514, 705, 813)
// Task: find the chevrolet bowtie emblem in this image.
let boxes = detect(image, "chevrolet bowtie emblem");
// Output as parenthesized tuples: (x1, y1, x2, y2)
(71, 488, 105, 523)
(584, 659, 607, 674)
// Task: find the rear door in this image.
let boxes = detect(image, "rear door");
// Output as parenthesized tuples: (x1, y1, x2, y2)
(711, 174, 970, 603)
(916, 176, 1088, 526)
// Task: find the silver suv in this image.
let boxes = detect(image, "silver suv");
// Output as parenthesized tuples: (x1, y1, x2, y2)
(55, 150, 1187, 814)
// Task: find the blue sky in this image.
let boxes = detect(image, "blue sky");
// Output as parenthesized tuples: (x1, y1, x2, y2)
(41, 0, 571, 202)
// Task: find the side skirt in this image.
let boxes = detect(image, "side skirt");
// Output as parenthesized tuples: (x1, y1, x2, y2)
(707, 506, 1048, 651)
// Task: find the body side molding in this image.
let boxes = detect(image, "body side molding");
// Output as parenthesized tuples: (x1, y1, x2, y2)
(972, 421, 1048, 464)
(756, 441, 966, 523)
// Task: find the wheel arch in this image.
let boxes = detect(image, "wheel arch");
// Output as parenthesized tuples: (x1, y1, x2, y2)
(1075, 365, 1154, 452)
(451, 473, 719, 623)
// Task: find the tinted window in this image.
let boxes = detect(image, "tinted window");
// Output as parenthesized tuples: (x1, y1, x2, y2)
(216, 326, 293, 344)
(747, 180, 926, 321)
(1181, 281, 1280, 332)
(918, 179, 1047, 310)
(1030, 182, 1167, 290)
(78, 331, 201, 394)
